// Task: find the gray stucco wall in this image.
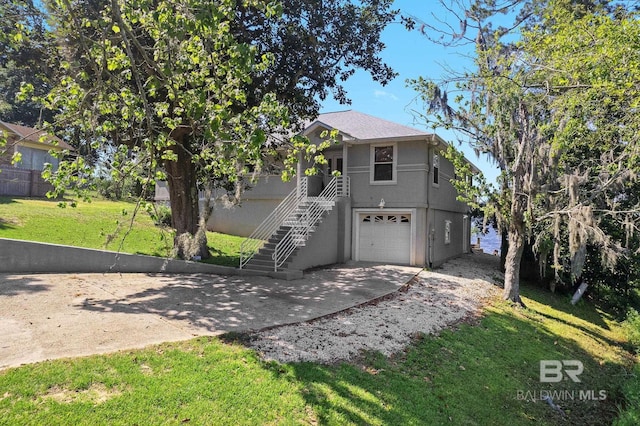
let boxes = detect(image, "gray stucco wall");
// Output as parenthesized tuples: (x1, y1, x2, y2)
(206, 175, 295, 237)
(428, 147, 469, 214)
(427, 209, 467, 267)
(288, 198, 351, 270)
(414, 207, 428, 266)
(208, 198, 282, 237)
(347, 141, 429, 209)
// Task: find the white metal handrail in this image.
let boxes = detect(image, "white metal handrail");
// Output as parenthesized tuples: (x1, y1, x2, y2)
(273, 176, 349, 271)
(239, 178, 308, 268)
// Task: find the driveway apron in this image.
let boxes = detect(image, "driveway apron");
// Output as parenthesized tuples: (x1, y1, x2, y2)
(0, 263, 420, 370)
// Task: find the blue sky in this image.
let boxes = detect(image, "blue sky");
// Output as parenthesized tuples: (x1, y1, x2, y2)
(320, 0, 501, 184)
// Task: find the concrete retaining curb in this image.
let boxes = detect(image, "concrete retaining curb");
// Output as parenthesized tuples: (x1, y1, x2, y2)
(0, 238, 302, 279)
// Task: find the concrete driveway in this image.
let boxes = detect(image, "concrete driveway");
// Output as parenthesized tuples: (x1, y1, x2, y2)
(0, 263, 420, 370)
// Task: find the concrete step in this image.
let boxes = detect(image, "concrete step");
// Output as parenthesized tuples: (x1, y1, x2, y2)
(243, 263, 274, 272)
(247, 252, 295, 269)
(239, 266, 303, 280)
(246, 258, 276, 268)
(252, 253, 274, 262)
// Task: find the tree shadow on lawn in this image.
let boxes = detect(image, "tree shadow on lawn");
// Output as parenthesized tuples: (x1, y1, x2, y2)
(0, 218, 17, 230)
(201, 252, 240, 268)
(449, 252, 612, 332)
(519, 281, 612, 331)
(268, 307, 630, 426)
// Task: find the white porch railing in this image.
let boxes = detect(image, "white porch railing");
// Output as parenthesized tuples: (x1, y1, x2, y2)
(273, 176, 349, 271)
(239, 178, 308, 269)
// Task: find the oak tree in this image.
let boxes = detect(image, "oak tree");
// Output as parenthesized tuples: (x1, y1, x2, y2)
(41, 0, 396, 258)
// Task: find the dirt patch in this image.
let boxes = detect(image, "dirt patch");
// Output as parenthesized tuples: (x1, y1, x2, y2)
(43, 383, 123, 405)
(0, 217, 21, 227)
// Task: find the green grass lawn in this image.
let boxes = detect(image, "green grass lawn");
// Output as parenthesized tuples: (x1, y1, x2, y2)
(0, 196, 244, 267)
(0, 279, 635, 425)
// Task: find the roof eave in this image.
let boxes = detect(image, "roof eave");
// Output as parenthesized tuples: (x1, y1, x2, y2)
(430, 134, 482, 174)
(347, 134, 435, 145)
(302, 120, 357, 142)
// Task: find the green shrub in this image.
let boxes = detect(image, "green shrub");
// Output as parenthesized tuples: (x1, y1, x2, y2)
(150, 204, 172, 227)
(625, 309, 640, 352)
(613, 310, 640, 425)
(615, 365, 640, 426)
(96, 176, 144, 200)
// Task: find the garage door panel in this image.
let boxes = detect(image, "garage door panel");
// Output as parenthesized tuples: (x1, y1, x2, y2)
(358, 213, 411, 264)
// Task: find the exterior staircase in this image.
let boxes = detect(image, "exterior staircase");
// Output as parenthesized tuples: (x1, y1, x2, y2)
(239, 176, 349, 274)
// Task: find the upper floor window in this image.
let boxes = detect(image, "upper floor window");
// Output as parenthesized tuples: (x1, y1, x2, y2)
(370, 144, 397, 184)
(432, 154, 440, 186)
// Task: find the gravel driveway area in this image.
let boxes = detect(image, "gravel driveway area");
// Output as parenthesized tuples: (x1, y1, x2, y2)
(246, 253, 502, 363)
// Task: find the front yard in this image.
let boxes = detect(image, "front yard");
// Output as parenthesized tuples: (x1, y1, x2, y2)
(0, 196, 244, 267)
(0, 279, 635, 425)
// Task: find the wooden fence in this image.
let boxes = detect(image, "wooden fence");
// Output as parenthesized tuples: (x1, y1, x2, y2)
(0, 165, 53, 197)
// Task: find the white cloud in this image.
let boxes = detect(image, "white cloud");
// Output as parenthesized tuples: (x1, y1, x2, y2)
(373, 90, 399, 101)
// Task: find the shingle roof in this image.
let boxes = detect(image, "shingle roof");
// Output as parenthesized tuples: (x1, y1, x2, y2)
(308, 110, 431, 141)
(0, 121, 72, 150)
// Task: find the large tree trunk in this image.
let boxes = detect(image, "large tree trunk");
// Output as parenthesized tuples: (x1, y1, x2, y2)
(503, 168, 527, 305)
(503, 226, 525, 303)
(164, 133, 209, 260)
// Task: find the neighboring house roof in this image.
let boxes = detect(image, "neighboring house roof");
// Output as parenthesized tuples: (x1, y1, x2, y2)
(307, 110, 431, 142)
(0, 121, 72, 151)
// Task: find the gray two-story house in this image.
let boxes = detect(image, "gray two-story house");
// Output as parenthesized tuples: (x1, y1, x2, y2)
(194, 110, 478, 274)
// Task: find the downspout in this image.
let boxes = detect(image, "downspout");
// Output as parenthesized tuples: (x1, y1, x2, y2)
(342, 140, 350, 262)
(426, 137, 434, 268)
(429, 225, 435, 268)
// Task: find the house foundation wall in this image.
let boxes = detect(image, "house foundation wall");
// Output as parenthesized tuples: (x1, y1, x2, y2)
(207, 199, 282, 237)
(288, 198, 351, 271)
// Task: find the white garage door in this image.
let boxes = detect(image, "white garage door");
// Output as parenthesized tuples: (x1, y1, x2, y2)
(358, 213, 411, 264)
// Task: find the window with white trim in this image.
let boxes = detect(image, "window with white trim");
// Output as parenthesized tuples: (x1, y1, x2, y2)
(370, 144, 396, 183)
(433, 154, 440, 186)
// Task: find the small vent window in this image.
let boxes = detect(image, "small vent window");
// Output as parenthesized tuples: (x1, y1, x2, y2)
(445, 220, 451, 244)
